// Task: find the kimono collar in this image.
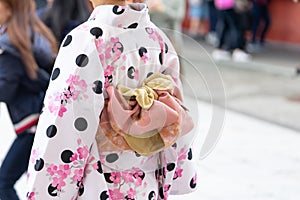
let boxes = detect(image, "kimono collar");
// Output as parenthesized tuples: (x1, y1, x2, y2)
(89, 3, 151, 29)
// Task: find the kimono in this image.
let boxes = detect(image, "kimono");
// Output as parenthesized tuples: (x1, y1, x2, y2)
(27, 3, 198, 200)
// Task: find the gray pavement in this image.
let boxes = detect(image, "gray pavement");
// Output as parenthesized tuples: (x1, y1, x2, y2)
(179, 36, 300, 131)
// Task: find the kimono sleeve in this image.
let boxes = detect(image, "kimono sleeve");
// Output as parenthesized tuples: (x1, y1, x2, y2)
(26, 28, 105, 199)
(161, 32, 198, 194)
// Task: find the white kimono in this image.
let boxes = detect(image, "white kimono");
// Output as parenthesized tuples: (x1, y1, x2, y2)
(27, 4, 197, 200)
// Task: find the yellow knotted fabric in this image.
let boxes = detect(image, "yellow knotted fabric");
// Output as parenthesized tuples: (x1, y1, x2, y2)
(117, 73, 174, 110)
(112, 73, 178, 155)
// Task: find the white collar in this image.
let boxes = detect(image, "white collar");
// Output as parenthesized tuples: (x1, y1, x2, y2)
(89, 3, 150, 29)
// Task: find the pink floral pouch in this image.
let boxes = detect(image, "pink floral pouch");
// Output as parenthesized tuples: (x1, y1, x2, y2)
(98, 73, 194, 155)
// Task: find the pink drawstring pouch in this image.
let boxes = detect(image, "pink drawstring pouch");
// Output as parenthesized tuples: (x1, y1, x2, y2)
(97, 73, 194, 155)
(215, 0, 235, 10)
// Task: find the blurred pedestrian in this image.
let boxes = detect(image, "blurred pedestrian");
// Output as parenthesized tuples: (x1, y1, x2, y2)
(148, 0, 185, 33)
(187, 0, 204, 39)
(39, 0, 90, 43)
(205, 0, 219, 46)
(26, 0, 197, 199)
(212, 0, 237, 60)
(232, 0, 252, 61)
(212, 0, 251, 62)
(35, 0, 47, 9)
(250, 0, 271, 49)
(0, 0, 57, 199)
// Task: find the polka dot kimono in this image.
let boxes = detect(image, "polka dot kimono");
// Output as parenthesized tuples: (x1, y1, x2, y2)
(26, 4, 197, 200)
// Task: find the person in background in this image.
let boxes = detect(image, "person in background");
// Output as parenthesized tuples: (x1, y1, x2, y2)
(35, 0, 47, 9)
(233, 0, 253, 61)
(0, 0, 57, 199)
(26, 0, 197, 199)
(250, 0, 270, 49)
(212, 0, 251, 62)
(148, 0, 185, 34)
(187, 0, 204, 39)
(39, 0, 90, 43)
(205, 0, 219, 46)
(148, 0, 186, 53)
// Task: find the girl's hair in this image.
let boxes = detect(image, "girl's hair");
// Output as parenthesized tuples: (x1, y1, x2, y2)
(44, 0, 90, 41)
(2, 0, 57, 79)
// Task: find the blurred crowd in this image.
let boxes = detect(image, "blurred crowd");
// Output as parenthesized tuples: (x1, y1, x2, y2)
(186, 0, 271, 62)
(38, 0, 273, 61)
(35, 0, 272, 63)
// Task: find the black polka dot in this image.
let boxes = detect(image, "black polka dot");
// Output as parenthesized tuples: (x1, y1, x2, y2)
(155, 167, 165, 180)
(127, 66, 135, 79)
(147, 72, 153, 78)
(77, 181, 84, 196)
(165, 43, 169, 53)
(172, 143, 177, 148)
(46, 125, 57, 138)
(61, 150, 73, 163)
(100, 190, 109, 200)
(127, 23, 138, 29)
(76, 54, 89, 67)
(190, 176, 197, 189)
(96, 161, 103, 174)
(148, 191, 156, 200)
(139, 47, 148, 57)
(90, 27, 103, 39)
(155, 169, 159, 179)
(62, 35, 72, 47)
(74, 117, 88, 131)
(41, 104, 44, 114)
(125, 195, 134, 200)
(135, 152, 141, 157)
(159, 52, 163, 65)
(105, 75, 113, 84)
(188, 148, 193, 160)
(104, 173, 114, 183)
(159, 187, 164, 199)
(48, 184, 58, 197)
(167, 163, 175, 171)
(51, 68, 60, 81)
(106, 153, 119, 163)
(93, 80, 103, 94)
(112, 5, 125, 15)
(34, 158, 44, 171)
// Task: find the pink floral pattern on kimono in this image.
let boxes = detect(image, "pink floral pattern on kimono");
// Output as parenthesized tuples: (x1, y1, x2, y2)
(26, 3, 197, 200)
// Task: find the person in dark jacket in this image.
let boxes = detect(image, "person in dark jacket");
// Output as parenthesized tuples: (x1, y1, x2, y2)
(38, 0, 90, 43)
(0, 0, 57, 199)
(35, 0, 47, 9)
(251, 0, 271, 45)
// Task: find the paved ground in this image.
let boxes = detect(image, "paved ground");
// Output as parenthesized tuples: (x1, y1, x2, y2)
(179, 35, 300, 131)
